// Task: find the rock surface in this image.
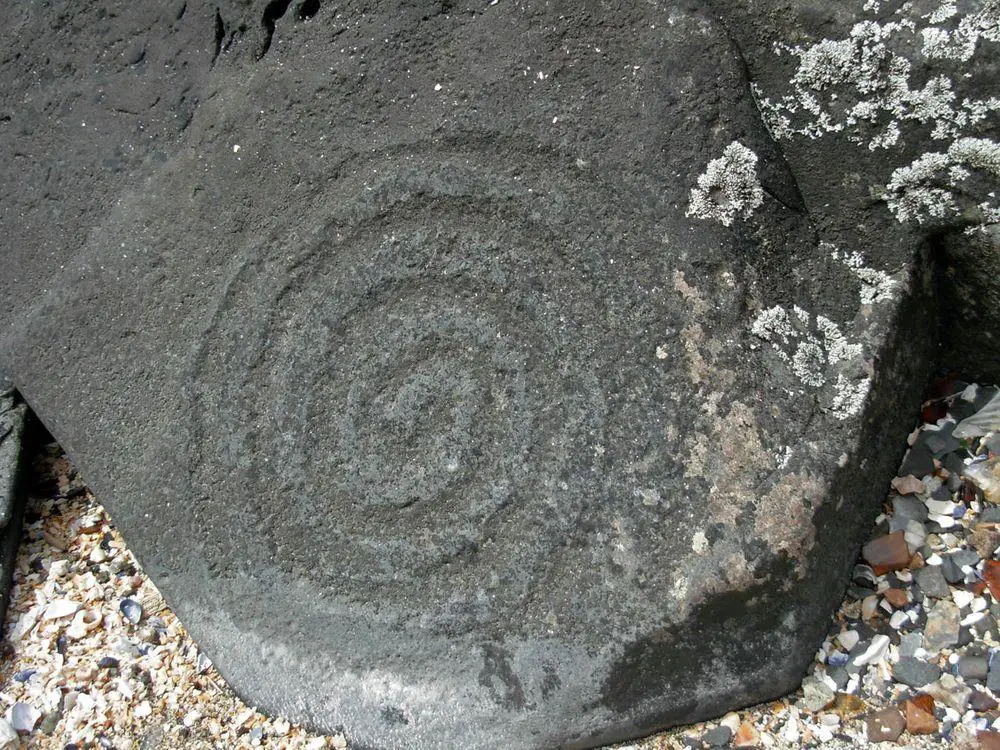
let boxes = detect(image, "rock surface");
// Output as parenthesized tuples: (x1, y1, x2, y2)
(0, 383, 29, 624)
(0, 1, 997, 748)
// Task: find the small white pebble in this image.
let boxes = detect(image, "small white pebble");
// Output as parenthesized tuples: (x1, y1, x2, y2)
(926, 553, 944, 565)
(929, 513, 956, 529)
(962, 611, 987, 627)
(48, 560, 71, 578)
(837, 630, 860, 651)
(890, 610, 910, 630)
(953, 589, 975, 609)
(720, 712, 741, 732)
(182, 710, 202, 728)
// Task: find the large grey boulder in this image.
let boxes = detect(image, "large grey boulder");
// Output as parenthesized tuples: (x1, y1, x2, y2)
(0, 0, 996, 747)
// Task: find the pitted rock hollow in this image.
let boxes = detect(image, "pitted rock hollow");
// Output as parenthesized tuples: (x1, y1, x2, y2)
(1, 0, 998, 747)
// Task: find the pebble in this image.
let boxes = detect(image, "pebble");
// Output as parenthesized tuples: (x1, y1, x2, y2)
(732, 722, 759, 747)
(961, 652, 991, 682)
(863, 531, 912, 575)
(702, 725, 732, 747)
(926, 674, 973, 712)
(799, 675, 836, 712)
(894, 656, 943, 687)
(905, 695, 939, 734)
(925, 599, 962, 652)
(866, 706, 905, 742)
(10, 702, 40, 732)
(916, 564, 954, 598)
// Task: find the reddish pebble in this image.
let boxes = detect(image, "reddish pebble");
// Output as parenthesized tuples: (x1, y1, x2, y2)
(985, 560, 1000, 601)
(863, 531, 911, 575)
(979, 730, 1000, 750)
(883, 588, 909, 608)
(732, 722, 760, 747)
(865, 707, 905, 742)
(904, 697, 938, 735)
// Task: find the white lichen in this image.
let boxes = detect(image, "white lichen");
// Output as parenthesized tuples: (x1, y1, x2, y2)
(885, 137, 1000, 224)
(829, 246, 899, 304)
(751, 304, 868, 419)
(831, 374, 872, 420)
(750, 0, 1000, 231)
(686, 141, 764, 226)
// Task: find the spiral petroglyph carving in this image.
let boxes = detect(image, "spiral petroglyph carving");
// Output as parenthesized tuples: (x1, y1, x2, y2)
(190, 148, 694, 632)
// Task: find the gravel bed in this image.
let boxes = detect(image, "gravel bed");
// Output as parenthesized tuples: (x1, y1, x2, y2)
(1, 377, 999, 749)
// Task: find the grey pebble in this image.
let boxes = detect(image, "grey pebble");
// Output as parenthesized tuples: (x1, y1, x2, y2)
(924, 600, 961, 652)
(959, 653, 989, 682)
(703, 725, 732, 747)
(915, 565, 952, 599)
(940, 556, 965, 584)
(950, 549, 981, 568)
(893, 496, 928, 524)
(987, 655, 1000, 692)
(981, 506, 1000, 523)
(899, 632, 924, 659)
(828, 665, 849, 690)
(893, 656, 941, 687)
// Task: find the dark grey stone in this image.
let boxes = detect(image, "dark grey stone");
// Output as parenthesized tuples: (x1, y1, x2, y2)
(951, 550, 982, 569)
(914, 565, 952, 599)
(0, 1, 997, 748)
(899, 445, 936, 479)
(893, 657, 941, 688)
(703, 725, 733, 747)
(940, 556, 966, 584)
(923, 425, 961, 458)
(959, 652, 989, 682)
(931, 484, 954, 504)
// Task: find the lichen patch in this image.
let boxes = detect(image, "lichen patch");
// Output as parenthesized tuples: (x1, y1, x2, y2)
(686, 141, 764, 226)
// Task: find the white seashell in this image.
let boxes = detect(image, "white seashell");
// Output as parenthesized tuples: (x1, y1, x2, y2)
(66, 609, 103, 640)
(12, 606, 41, 640)
(0, 719, 16, 745)
(88, 547, 107, 564)
(182, 710, 202, 728)
(42, 599, 80, 620)
(853, 634, 890, 666)
(134, 701, 152, 719)
(48, 560, 71, 579)
(9, 702, 40, 732)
